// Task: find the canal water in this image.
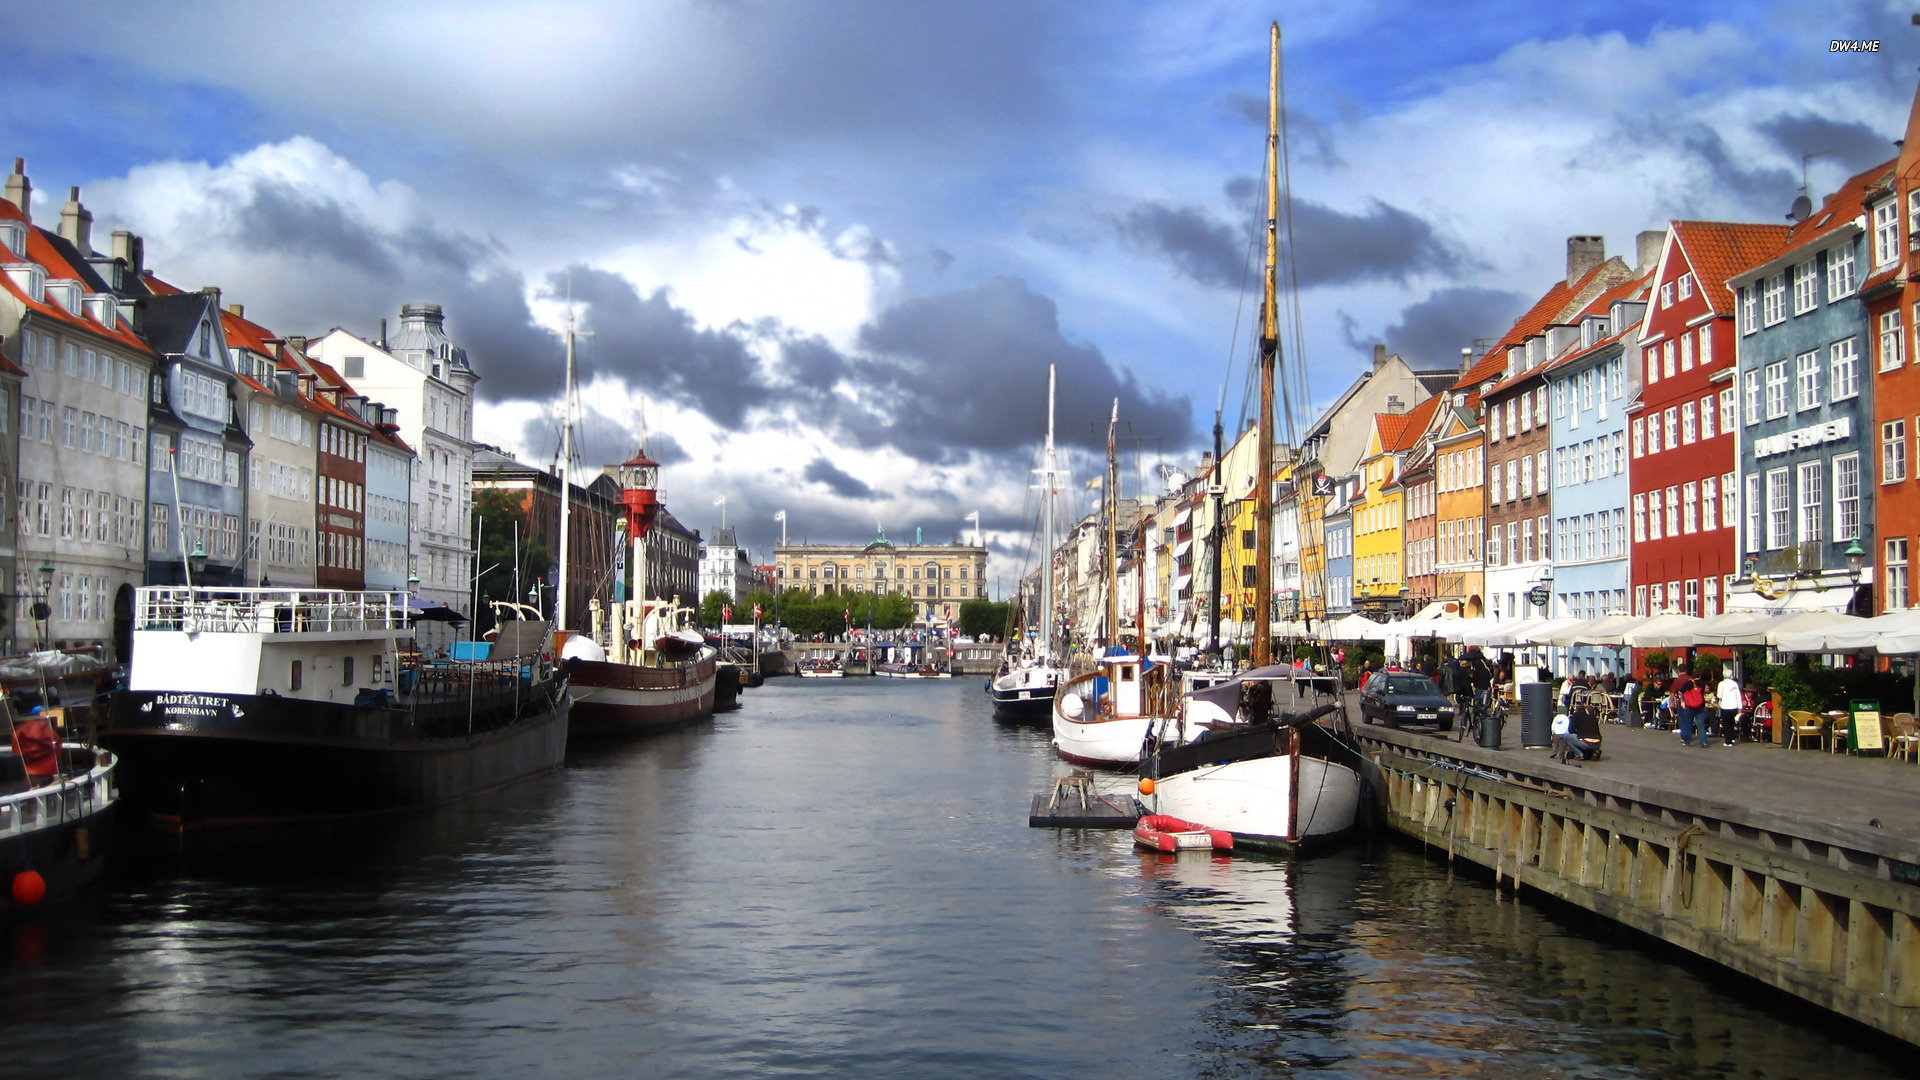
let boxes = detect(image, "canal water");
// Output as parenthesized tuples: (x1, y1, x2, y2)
(0, 679, 1907, 1078)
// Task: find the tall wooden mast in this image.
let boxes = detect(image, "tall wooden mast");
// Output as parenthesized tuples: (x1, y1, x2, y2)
(1251, 20, 1280, 668)
(1105, 398, 1120, 649)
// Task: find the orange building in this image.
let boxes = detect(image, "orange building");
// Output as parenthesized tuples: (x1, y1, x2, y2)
(1870, 79, 1920, 612)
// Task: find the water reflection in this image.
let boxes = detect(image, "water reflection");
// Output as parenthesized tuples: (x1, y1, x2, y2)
(0, 679, 1907, 1078)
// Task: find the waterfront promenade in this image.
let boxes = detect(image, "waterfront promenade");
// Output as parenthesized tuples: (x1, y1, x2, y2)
(1349, 697, 1920, 854)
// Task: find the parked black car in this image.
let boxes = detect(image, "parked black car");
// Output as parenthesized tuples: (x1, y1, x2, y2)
(1360, 672, 1456, 731)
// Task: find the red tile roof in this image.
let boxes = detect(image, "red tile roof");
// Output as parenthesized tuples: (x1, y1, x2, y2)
(1372, 411, 1412, 455)
(1479, 271, 1655, 397)
(1783, 159, 1894, 251)
(1388, 393, 1442, 452)
(1451, 258, 1624, 398)
(0, 200, 153, 360)
(1669, 220, 1791, 316)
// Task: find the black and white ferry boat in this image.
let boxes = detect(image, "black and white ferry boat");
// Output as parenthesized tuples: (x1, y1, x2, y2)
(106, 586, 569, 831)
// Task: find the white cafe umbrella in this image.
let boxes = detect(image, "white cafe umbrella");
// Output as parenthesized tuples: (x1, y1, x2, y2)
(1620, 612, 1707, 649)
(1519, 616, 1587, 646)
(1561, 613, 1655, 647)
(1691, 610, 1857, 648)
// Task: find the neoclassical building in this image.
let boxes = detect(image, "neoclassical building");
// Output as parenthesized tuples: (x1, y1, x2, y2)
(775, 532, 988, 621)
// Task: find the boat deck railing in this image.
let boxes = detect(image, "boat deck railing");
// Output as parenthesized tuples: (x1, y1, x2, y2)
(0, 748, 113, 841)
(136, 587, 412, 635)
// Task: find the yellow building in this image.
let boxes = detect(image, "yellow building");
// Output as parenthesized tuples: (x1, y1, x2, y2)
(775, 536, 987, 622)
(1352, 412, 1414, 616)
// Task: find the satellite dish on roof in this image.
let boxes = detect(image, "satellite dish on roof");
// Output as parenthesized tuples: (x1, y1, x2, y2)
(1787, 193, 1812, 223)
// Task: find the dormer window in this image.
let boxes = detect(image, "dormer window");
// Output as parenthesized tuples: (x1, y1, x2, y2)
(1525, 339, 1541, 369)
(4, 264, 43, 303)
(1875, 198, 1900, 267)
(0, 220, 25, 258)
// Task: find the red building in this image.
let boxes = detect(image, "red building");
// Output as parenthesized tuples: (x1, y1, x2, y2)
(1869, 79, 1920, 613)
(1629, 221, 1787, 620)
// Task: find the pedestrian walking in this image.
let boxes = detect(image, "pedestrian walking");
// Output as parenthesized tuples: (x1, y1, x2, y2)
(1717, 669, 1742, 747)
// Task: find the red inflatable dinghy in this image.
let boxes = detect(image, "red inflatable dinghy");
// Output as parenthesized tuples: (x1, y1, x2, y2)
(1133, 814, 1233, 852)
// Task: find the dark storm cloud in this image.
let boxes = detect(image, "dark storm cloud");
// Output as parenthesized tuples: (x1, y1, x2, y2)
(1221, 94, 1342, 168)
(803, 457, 876, 500)
(842, 276, 1193, 461)
(1119, 195, 1468, 291)
(538, 265, 769, 427)
(231, 179, 400, 277)
(644, 432, 691, 467)
(1115, 203, 1248, 289)
(1348, 286, 1534, 368)
(1758, 114, 1896, 179)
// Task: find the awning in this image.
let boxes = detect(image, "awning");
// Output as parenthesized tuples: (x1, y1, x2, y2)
(1690, 610, 1857, 648)
(1173, 539, 1192, 559)
(1460, 617, 1545, 647)
(1726, 588, 1855, 614)
(1173, 506, 1192, 529)
(1404, 600, 1464, 622)
(1325, 613, 1386, 640)
(1779, 609, 1920, 654)
(1620, 612, 1707, 648)
(1174, 574, 1193, 594)
(1434, 617, 1498, 644)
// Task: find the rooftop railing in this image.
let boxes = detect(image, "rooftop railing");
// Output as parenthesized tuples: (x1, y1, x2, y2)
(135, 587, 413, 635)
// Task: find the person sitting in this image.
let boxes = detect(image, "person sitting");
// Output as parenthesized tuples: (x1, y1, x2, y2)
(1553, 709, 1603, 764)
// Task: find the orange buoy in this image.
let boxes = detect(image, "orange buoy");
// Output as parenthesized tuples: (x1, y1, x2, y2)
(11, 870, 46, 906)
(1137, 777, 1155, 795)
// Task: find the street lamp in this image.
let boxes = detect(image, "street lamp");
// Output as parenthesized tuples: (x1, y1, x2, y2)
(188, 542, 209, 581)
(1845, 539, 1867, 586)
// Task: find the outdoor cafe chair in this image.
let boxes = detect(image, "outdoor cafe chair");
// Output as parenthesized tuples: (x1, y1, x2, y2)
(1891, 714, 1919, 764)
(1787, 710, 1827, 752)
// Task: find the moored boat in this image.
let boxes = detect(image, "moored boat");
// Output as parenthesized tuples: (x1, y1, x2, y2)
(0, 725, 116, 917)
(1132, 813, 1233, 853)
(992, 365, 1071, 721)
(107, 586, 568, 830)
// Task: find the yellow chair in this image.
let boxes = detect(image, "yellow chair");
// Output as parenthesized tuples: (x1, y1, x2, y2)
(1831, 713, 1856, 755)
(1787, 710, 1827, 752)
(1890, 714, 1919, 763)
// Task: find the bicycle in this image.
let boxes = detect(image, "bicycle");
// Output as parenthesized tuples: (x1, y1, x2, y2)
(1455, 694, 1481, 743)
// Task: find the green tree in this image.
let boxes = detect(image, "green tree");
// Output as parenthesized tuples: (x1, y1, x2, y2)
(958, 599, 1011, 639)
(472, 489, 552, 635)
(700, 590, 735, 628)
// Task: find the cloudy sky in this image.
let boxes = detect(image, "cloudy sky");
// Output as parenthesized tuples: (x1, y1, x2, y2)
(8, 1, 1915, 591)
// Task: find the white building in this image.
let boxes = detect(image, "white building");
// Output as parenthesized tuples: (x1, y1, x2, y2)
(697, 526, 758, 602)
(306, 303, 476, 623)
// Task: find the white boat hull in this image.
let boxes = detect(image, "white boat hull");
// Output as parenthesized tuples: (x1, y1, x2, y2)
(1052, 714, 1164, 768)
(1147, 753, 1361, 851)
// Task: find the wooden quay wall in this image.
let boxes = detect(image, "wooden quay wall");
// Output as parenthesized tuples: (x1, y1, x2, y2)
(1355, 721, 1920, 1046)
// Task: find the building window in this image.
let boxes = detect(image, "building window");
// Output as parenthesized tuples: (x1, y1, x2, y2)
(1762, 273, 1787, 326)
(1664, 340, 1677, 379)
(1889, 538, 1910, 612)
(1682, 402, 1696, 445)
(1745, 474, 1760, 553)
(1633, 494, 1647, 543)
(1765, 468, 1790, 549)
(1646, 345, 1660, 384)
(1719, 388, 1735, 436)
(1795, 350, 1821, 410)
(1663, 407, 1678, 449)
(1874, 199, 1900, 266)
(1882, 310, 1906, 372)
(1834, 453, 1861, 540)
(1829, 241, 1858, 298)
(1701, 476, 1717, 531)
(1791, 260, 1818, 315)
(1798, 460, 1824, 543)
(1666, 486, 1681, 538)
(1741, 287, 1758, 334)
(1886, 420, 1908, 483)
(1722, 471, 1737, 529)
(1764, 361, 1789, 419)
(1631, 419, 1644, 457)
(1701, 394, 1714, 438)
(1830, 337, 1859, 401)
(1684, 579, 1699, 617)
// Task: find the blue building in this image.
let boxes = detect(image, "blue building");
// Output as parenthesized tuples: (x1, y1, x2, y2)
(1726, 162, 1889, 614)
(1323, 478, 1355, 617)
(1546, 277, 1649, 674)
(137, 289, 250, 586)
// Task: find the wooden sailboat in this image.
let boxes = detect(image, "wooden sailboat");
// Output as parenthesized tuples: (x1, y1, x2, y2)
(992, 364, 1072, 720)
(1139, 22, 1366, 851)
(550, 314, 719, 738)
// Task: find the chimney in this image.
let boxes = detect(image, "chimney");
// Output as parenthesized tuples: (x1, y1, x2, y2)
(1567, 235, 1605, 283)
(1372, 343, 1388, 371)
(227, 303, 244, 319)
(58, 186, 92, 253)
(1635, 230, 1664, 276)
(111, 230, 145, 277)
(377, 318, 387, 348)
(1460, 346, 1473, 372)
(4, 159, 29, 220)
(283, 334, 308, 355)
(1386, 395, 1404, 414)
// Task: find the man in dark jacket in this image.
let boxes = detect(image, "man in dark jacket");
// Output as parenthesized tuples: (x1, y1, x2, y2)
(1463, 648, 1494, 713)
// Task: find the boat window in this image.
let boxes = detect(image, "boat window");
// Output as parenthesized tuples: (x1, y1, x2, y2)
(290, 660, 302, 691)
(343, 656, 354, 685)
(1121, 665, 1135, 680)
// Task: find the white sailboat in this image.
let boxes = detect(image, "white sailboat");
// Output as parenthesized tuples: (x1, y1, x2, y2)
(1050, 400, 1194, 767)
(1140, 22, 1365, 851)
(992, 364, 1071, 720)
